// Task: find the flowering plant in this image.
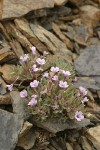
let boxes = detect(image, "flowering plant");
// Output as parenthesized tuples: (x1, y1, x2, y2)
(7, 46, 89, 122)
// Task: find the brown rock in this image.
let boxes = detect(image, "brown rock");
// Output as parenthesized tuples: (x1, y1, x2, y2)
(54, 0, 68, 6)
(18, 129, 36, 150)
(66, 143, 73, 150)
(0, 64, 16, 83)
(87, 90, 94, 102)
(73, 143, 82, 150)
(80, 136, 92, 150)
(80, 5, 100, 27)
(0, 0, 54, 20)
(30, 23, 72, 56)
(5, 22, 32, 52)
(19, 121, 33, 138)
(69, 0, 83, 6)
(0, 51, 15, 64)
(14, 18, 48, 53)
(0, 93, 11, 104)
(0, 23, 11, 41)
(0, 41, 16, 64)
(86, 126, 100, 150)
(52, 22, 73, 50)
(10, 39, 24, 58)
(0, 0, 2, 19)
(97, 90, 100, 99)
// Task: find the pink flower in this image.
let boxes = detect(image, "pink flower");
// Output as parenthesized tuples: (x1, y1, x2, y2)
(61, 70, 71, 77)
(81, 97, 89, 104)
(28, 98, 37, 106)
(43, 72, 49, 78)
(31, 95, 37, 98)
(38, 67, 43, 72)
(75, 111, 84, 121)
(79, 86, 87, 96)
(31, 64, 38, 72)
(30, 80, 39, 88)
(52, 75, 58, 81)
(7, 84, 13, 91)
(50, 67, 59, 73)
(77, 92, 81, 97)
(20, 54, 29, 62)
(30, 46, 36, 55)
(73, 77, 77, 82)
(43, 51, 49, 55)
(59, 81, 69, 88)
(20, 90, 27, 98)
(36, 58, 46, 65)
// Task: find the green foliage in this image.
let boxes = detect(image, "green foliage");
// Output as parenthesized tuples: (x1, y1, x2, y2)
(10, 50, 88, 122)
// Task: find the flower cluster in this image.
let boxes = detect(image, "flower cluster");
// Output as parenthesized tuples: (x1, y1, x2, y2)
(7, 46, 89, 122)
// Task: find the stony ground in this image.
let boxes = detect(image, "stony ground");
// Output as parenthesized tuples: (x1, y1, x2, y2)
(0, 0, 100, 150)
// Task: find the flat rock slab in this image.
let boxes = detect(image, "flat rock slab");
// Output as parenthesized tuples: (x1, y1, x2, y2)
(10, 91, 31, 120)
(18, 129, 36, 150)
(74, 46, 100, 76)
(0, 109, 23, 150)
(80, 5, 100, 27)
(0, 93, 11, 104)
(74, 77, 100, 90)
(0, 0, 69, 20)
(31, 118, 90, 133)
(54, 0, 68, 6)
(30, 23, 72, 58)
(0, 0, 54, 20)
(86, 126, 100, 150)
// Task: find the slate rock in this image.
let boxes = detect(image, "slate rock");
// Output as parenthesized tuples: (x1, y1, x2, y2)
(17, 129, 36, 150)
(0, 0, 54, 20)
(31, 118, 90, 133)
(30, 23, 73, 57)
(0, 83, 6, 95)
(54, 0, 68, 6)
(0, 93, 11, 104)
(10, 91, 31, 120)
(66, 142, 73, 150)
(80, 5, 100, 27)
(19, 121, 33, 138)
(0, 109, 23, 150)
(80, 136, 92, 150)
(74, 46, 100, 76)
(0, 77, 7, 95)
(0, 64, 16, 84)
(86, 126, 100, 150)
(74, 77, 100, 90)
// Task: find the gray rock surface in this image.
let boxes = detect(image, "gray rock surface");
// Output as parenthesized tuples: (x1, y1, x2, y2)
(74, 46, 100, 76)
(31, 118, 90, 133)
(74, 77, 100, 90)
(10, 91, 31, 120)
(0, 109, 23, 150)
(0, 77, 7, 95)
